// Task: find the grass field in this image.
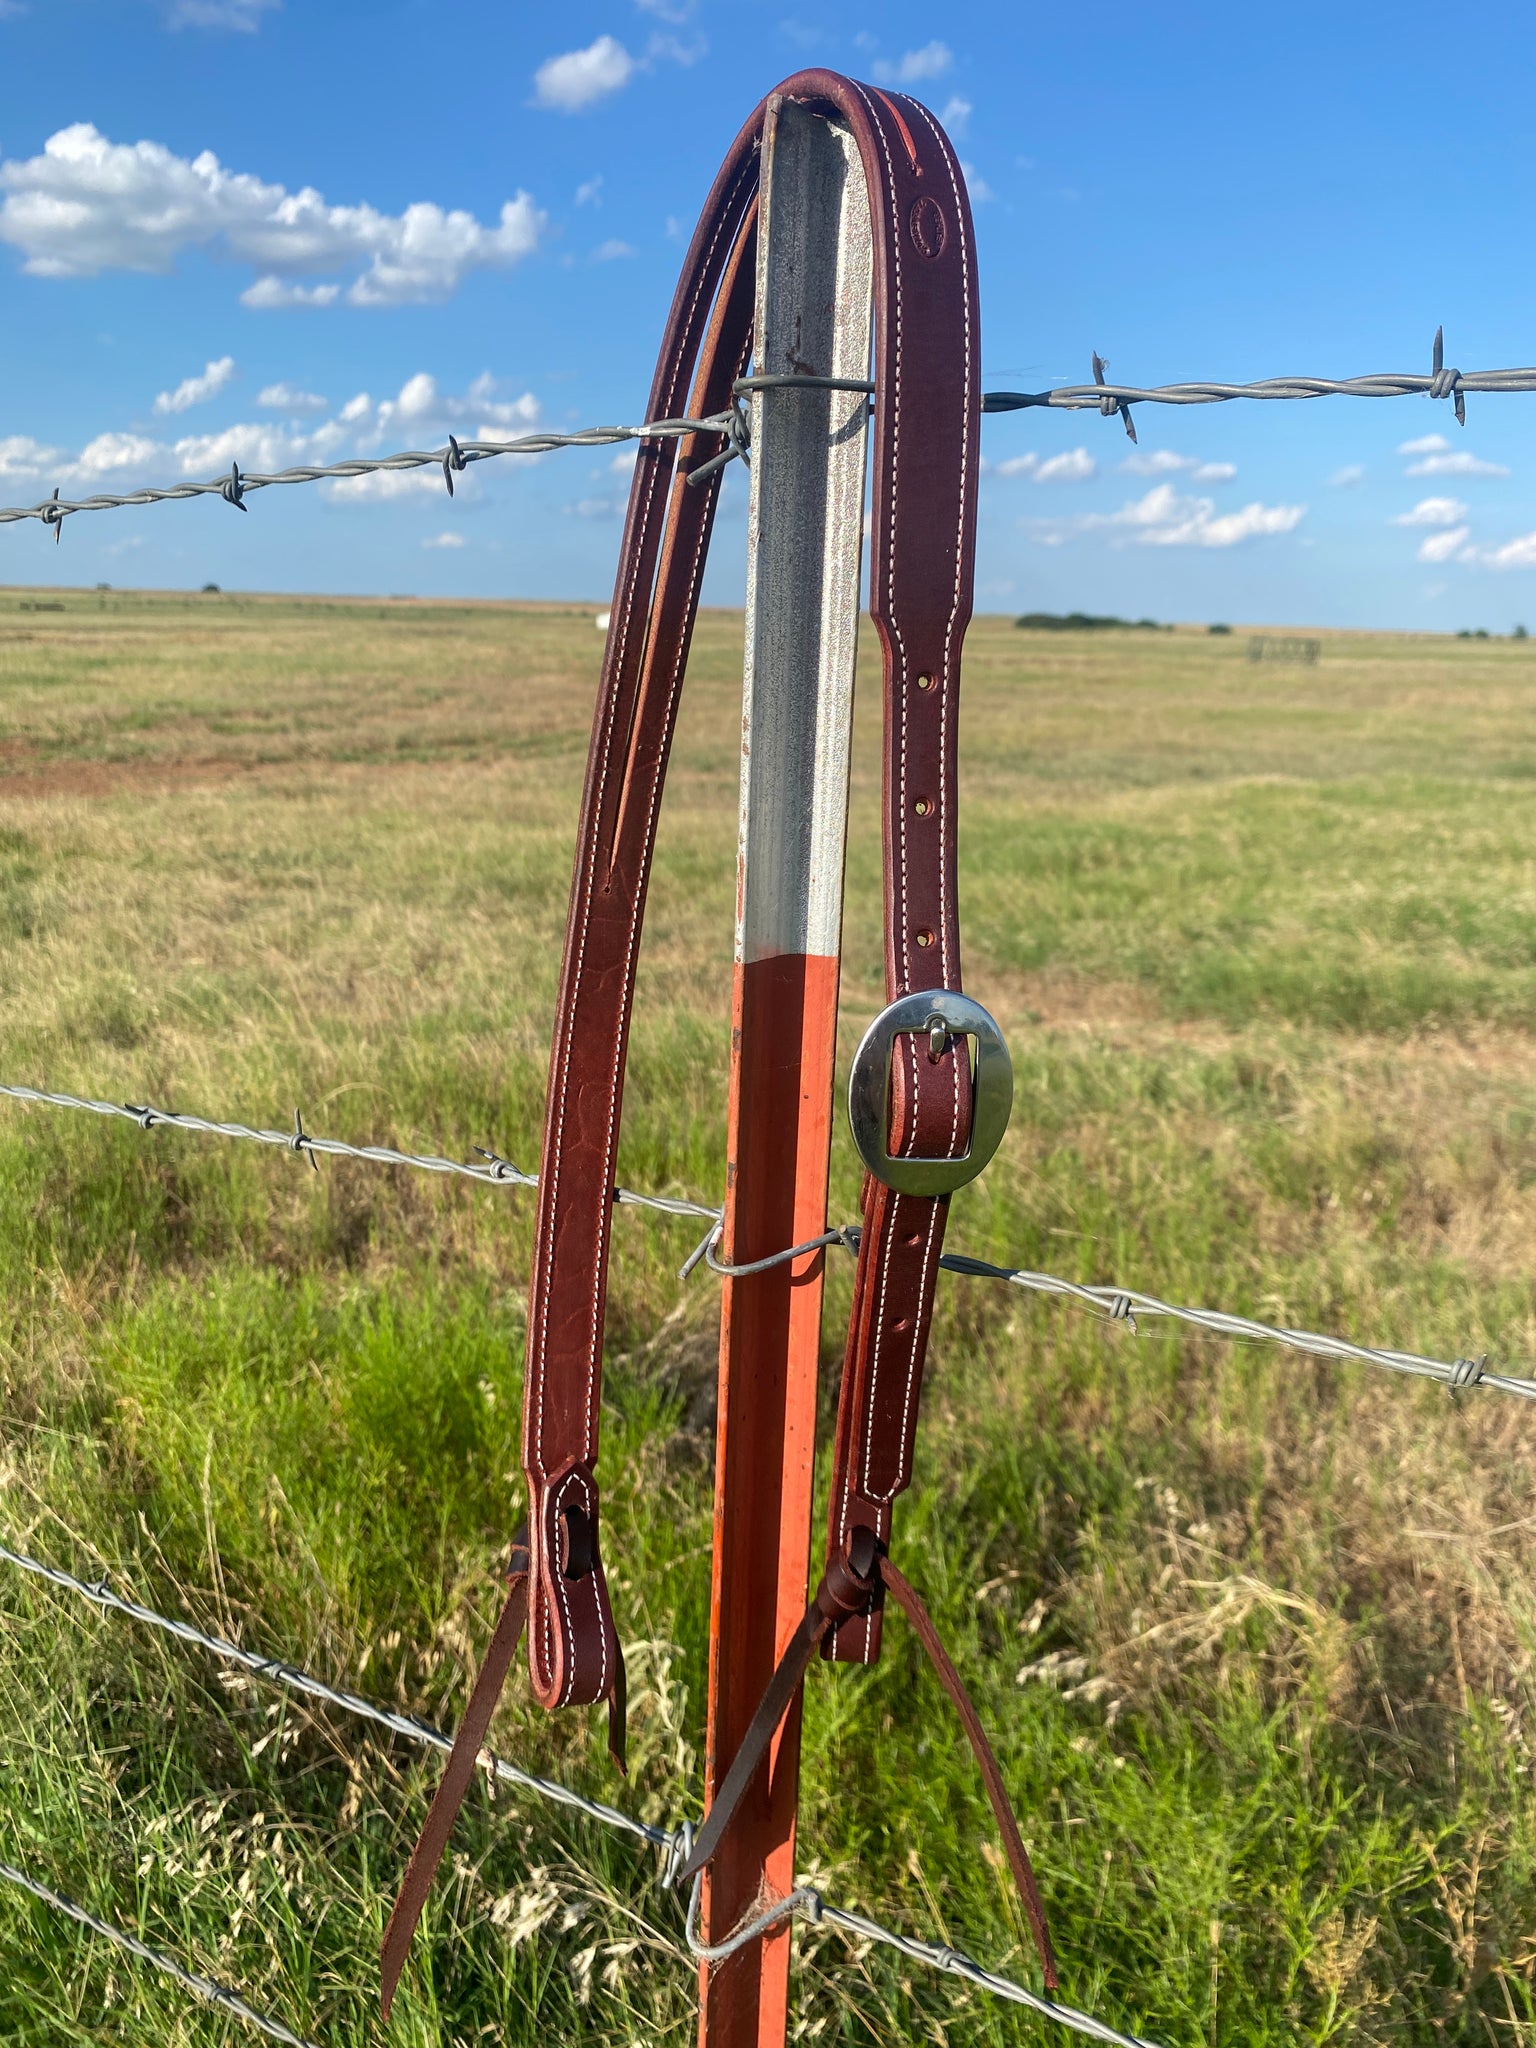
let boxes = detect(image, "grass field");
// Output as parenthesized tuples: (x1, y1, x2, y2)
(3, 586, 1536, 2047)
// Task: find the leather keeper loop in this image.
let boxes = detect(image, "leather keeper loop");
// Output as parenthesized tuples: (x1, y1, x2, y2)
(528, 1464, 617, 1710)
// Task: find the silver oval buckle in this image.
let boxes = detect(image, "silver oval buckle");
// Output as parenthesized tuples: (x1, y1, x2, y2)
(847, 990, 1013, 1197)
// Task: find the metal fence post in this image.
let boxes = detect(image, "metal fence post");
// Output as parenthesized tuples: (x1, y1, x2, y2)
(698, 95, 873, 2048)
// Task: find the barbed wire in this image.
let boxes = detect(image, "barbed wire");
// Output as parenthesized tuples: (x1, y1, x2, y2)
(0, 1082, 718, 1222)
(0, 1080, 1524, 1404)
(0, 1854, 320, 2048)
(0, 1538, 1163, 2048)
(0, 412, 739, 536)
(982, 328, 1525, 441)
(1, 330, 1527, 531)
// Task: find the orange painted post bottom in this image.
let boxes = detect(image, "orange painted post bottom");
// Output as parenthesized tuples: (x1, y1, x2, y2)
(699, 949, 842, 2048)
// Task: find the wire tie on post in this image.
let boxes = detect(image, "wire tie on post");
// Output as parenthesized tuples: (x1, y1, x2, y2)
(1430, 326, 1466, 425)
(1092, 352, 1137, 444)
(443, 434, 466, 497)
(679, 1219, 723, 1280)
(220, 463, 247, 512)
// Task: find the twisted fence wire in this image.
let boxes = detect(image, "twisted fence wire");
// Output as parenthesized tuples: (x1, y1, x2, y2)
(0, 1079, 1523, 1403)
(0, 1538, 1163, 2048)
(0, 1854, 320, 2048)
(3, 329, 1530, 530)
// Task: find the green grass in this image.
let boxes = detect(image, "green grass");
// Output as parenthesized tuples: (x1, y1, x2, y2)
(3, 590, 1536, 2043)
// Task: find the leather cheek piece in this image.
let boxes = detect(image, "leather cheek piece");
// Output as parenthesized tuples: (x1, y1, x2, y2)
(528, 1464, 616, 1710)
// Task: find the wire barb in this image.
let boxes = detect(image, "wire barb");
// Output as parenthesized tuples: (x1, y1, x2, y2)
(1430, 325, 1466, 425)
(1092, 352, 1137, 443)
(221, 462, 247, 512)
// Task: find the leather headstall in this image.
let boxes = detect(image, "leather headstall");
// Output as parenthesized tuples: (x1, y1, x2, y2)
(382, 69, 1055, 2018)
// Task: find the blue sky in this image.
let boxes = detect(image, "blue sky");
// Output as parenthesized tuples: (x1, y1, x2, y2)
(2, 0, 1535, 628)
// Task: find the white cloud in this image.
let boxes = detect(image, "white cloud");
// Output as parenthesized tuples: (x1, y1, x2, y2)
(325, 469, 446, 502)
(1407, 449, 1510, 479)
(959, 160, 994, 203)
(609, 448, 637, 476)
(985, 450, 1094, 482)
(592, 238, 635, 262)
(240, 278, 340, 309)
(166, 0, 278, 27)
(1122, 449, 1236, 483)
(575, 175, 603, 207)
(1399, 433, 1449, 456)
(635, 0, 695, 18)
(1417, 526, 1470, 564)
(338, 392, 371, 424)
(153, 354, 235, 414)
(534, 36, 634, 111)
(1393, 496, 1469, 529)
(0, 124, 544, 307)
(70, 431, 163, 478)
(1036, 481, 1304, 549)
(0, 434, 60, 477)
(567, 495, 624, 518)
(169, 419, 341, 472)
(1033, 448, 1095, 483)
(422, 531, 466, 549)
(940, 96, 972, 137)
(1483, 532, 1536, 570)
(367, 370, 540, 444)
(1330, 464, 1365, 488)
(257, 381, 327, 413)
(873, 40, 952, 84)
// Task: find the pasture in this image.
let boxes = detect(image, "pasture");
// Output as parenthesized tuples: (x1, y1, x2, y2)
(1, 587, 1535, 2045)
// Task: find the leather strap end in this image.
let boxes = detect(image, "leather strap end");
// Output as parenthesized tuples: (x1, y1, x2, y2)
(878, 1556, 1058, 1992)
(380, 1537, 530, 2024)
(607, 1638, 628, 1776)
(677, 1530, 880, 1887)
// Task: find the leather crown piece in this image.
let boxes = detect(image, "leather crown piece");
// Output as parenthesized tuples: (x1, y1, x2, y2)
(381, 69, 1054, 2019)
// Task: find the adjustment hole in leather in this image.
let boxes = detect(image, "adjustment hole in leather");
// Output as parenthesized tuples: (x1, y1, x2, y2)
(894, 1317, 912, 1334)
(916, 671, 937, 692)
(561, 1504, 596, 1581)
(915, 927, 935, 949)
(914, 795, 934, 817)
(905, 1230, 923, 1248)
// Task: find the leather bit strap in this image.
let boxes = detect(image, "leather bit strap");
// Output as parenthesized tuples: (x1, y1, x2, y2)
(677, 1532, 1057, 1991)
(380, 1531, 532, 2020)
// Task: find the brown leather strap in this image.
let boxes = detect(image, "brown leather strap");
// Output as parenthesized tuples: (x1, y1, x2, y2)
(380, 1535, 530, 2022)
(879, 1557, 1057, 1989)
(677, 1535, 1056, 1990)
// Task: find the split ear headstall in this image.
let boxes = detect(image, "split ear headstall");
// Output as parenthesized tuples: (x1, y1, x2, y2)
(382, 67, 1051, 2019)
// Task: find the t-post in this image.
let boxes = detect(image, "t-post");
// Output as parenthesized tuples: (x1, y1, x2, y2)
(698, 93, 873, 2048)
